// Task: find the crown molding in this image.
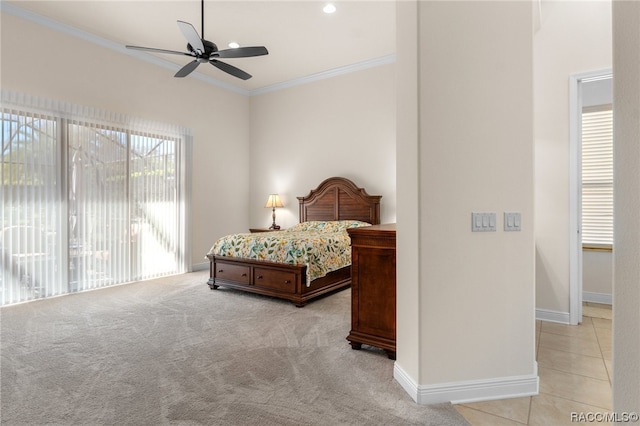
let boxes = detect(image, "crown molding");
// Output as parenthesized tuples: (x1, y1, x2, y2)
(0, 2, 250, 96)
(2, 2, 395, 97)
(250, 54, 396, 96)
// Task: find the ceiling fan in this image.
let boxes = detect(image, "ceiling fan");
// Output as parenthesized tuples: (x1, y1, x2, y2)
(125, 0, 268, 80)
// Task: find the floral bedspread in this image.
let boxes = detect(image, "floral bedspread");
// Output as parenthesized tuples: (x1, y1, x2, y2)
(207, 220, 371, 286)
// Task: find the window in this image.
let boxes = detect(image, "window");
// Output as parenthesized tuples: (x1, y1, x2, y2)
(1, 94, 189, 306)
(581, 105, 613, 249)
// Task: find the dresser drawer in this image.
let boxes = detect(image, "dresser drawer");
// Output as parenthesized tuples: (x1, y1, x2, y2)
(214, 262, 250, 285)
(254, 267, 296, 293)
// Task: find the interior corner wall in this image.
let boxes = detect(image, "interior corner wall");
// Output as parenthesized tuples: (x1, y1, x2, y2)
(394, 0, 421, 390)
(248, 64, 396, 228)
(533, 1, 612, 316)
(0, 12, 252, 270)
(612, 0, 640, 412)
(395, 1, 536, 403)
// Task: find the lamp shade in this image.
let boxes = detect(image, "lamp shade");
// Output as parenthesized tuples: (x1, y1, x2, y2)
(264, 194, 284, 208)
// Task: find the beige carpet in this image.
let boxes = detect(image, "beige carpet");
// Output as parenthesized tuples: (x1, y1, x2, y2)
(1, 270, 468, 425)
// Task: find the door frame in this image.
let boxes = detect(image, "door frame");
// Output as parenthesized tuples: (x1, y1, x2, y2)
(568, 68, 613, 325)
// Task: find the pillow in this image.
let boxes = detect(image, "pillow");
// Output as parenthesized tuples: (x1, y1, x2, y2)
(287, 220, 372, 232)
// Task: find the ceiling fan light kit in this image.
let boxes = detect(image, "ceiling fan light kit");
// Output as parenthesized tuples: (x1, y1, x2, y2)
(125, 0, 268, 80)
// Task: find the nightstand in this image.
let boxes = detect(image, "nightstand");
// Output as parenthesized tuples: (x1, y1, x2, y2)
(249, 228, 280, 233)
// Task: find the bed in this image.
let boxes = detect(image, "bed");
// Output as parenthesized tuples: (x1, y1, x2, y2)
(206, 177, 381, 307)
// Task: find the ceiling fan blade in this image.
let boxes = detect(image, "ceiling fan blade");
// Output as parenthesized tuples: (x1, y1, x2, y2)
(175, 60, 201, 78)
(212, 46, 269, 59)
(126, 45, 193, 57)
(210, 60, 252, 80)
(177, 20, 205, 53)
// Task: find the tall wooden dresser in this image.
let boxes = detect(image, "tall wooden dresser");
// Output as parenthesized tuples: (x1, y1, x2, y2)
(346, 223, 396, 359)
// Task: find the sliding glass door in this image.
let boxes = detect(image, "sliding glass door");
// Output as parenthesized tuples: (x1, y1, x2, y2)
(1, 110, 62, 303)
(1, 103, 188, 306)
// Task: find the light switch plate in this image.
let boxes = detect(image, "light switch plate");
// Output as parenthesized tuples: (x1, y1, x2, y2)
(504, 212, 521, 231)
(472, 212, 496, 232)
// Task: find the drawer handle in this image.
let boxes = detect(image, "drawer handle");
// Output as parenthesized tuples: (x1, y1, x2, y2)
(242, 273, 247, 277)
(218, 269, 223, 273)
(284, 280, 291, 284)
(257, 275, 263, 279)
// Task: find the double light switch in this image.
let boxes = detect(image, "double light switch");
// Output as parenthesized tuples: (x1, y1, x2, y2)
(504, 212, 521, 231)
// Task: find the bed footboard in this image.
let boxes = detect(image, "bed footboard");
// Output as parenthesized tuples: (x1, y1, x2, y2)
(207, 254, 350, 307)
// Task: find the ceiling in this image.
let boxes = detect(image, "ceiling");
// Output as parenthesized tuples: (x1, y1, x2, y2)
(6, 1, 396, 93)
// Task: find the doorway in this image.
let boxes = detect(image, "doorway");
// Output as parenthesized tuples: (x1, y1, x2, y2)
(569, 69, 613, 325)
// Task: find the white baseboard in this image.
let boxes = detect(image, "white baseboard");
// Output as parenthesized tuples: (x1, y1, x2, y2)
(393, 363, 539, 405)
(535, 308, 571, 324)
(191, 262, 209, 272)
(583, 292, 612, 305)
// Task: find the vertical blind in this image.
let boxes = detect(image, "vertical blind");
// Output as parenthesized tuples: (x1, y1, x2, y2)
(581, 105, 613, 247)
(1, 110, 62, 302)
(1, 92, 189, 306)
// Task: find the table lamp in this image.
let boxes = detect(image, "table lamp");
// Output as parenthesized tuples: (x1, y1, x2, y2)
(264, 194, 284, 229)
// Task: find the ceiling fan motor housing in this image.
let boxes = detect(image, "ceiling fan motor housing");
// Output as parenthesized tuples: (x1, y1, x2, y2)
(187, 40, 218, 56)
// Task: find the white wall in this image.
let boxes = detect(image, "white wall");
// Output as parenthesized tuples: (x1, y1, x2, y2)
(395, 0, 421, 390)
(534, 1, 612, 316)
(396, 1, 536, 403)
(612, 0, 640, 412)
(583, 77, 613, 107)
(583, 251, 613, 301)
(248, 65, 396, 228)
(0, 12, 251, 270)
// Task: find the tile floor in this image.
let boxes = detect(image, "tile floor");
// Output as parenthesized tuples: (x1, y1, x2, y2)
(455, 303, 613, 425)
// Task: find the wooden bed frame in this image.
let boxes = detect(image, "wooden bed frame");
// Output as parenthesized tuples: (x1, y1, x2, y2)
(206, 177, 381, 307)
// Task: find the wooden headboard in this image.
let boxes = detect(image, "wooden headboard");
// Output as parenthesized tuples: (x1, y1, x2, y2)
(297, 177, 381, 225)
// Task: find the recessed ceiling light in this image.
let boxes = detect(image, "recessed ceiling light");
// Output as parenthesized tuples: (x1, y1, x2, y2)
(323, 3, 336, 14)
(228, 42, 240, 48)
